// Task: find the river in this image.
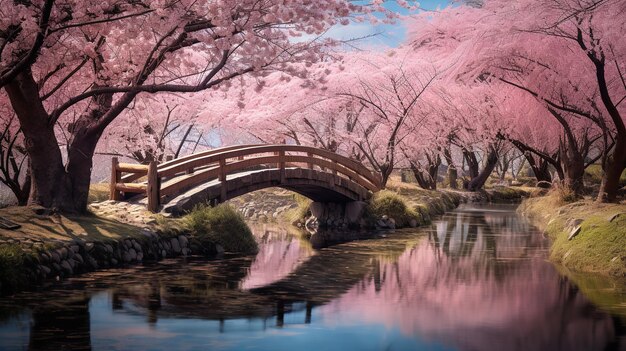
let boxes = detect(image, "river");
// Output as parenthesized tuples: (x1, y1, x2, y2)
(0, 204, 624, 351)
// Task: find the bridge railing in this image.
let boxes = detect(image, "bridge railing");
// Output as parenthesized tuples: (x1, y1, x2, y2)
(110, 144, 382, 213)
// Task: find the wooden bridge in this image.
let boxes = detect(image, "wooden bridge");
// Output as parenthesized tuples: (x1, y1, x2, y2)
(109, 144, 382, 215)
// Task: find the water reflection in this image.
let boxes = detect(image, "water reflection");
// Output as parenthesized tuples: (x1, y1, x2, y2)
(241, 224, 314, 289)
(321, 206, 619, 351)
(0, 205, 624, 351)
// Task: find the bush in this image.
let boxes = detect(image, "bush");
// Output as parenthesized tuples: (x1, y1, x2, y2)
(184, 204, 258, 255)
(0, 244, 29, 295)
(366, 190, 421, 227)
(550, 182, 579, 204)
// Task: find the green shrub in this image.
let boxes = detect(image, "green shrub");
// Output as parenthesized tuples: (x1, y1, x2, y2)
(0, 244, 29, 295)
(366, 190, 421, 227)
(184, 204, 258, 255)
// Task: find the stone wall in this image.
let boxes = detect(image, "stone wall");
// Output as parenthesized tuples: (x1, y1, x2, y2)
(23, 229, 194, 282)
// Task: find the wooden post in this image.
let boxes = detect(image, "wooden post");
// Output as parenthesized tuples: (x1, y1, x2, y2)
(279, 150, 285, 183)
(219, 158, 227, 202)
(332, 160, 338, 187)
(110, 157, 121, 200)
(147, 161, 160, 213)
(307, 152, 314, 170)
(165, 155, 173, 162)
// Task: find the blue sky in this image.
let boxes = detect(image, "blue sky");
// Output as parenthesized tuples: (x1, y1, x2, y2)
(326, 0, 450, 48)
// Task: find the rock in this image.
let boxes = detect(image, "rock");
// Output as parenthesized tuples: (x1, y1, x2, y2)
(85, 242, 95, 252)
(565, 219, 583, 233)
(58, 247, 68, 259)
(70, 245, 80, 254)
(216, 244, 225, 254)
(244, 208, 255, 218)
(536, 181, 552, 189)
(170, 238, 181, 253)
(60, 260, 73, 274)
(50, 251, 61, 264)
(39, 252, 50, 264)
(40, 265, 51, 276)
(129, 248, 137, 261)
(88, 256, 98, 269)
(73, 253, 84, 264)
(567, 225, 582, 240)
(161, 250, 167, 258)
(382, 215, 389, 220)
(52, 262, 61, 273)
(182, 248, 191, 256)
(409, 219, 418, 228)
(110, 258, 118, 265)
(136, 253, 143, 262)
(122, 252, 132, 263)
(178, 235, 189, 248)
(608, 213, 622, 222)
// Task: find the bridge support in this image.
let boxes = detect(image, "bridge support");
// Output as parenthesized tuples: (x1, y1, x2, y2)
(306, 201, 367, 229)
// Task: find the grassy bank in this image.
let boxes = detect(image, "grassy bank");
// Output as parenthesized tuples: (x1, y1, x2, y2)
(519, 194, 626, 277)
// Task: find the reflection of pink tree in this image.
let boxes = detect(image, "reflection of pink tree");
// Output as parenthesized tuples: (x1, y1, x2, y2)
(241, 227, 313, 290)
(320, 214, 616, 351)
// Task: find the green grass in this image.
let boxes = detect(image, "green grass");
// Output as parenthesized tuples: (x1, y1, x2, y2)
(0, 244, 30, 295)
(520, 194, 626, 277)
(184, 204, 258, 255)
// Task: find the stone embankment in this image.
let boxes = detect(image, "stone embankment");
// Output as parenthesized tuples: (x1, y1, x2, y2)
(24, 230, 192, 282)
(227, 189, 299, 222)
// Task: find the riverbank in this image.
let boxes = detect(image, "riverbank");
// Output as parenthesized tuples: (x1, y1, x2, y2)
(518, 194, 626, 277)
(0, 200, 258, 295)
(0, 182, 531, 295)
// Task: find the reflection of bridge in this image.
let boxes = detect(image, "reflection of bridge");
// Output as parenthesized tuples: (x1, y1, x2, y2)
(109, 144, 382, 214)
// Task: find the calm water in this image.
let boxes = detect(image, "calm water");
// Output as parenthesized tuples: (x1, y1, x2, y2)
(0, 204, 625, 351)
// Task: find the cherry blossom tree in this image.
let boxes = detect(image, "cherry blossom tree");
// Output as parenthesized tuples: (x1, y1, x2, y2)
(0, 0, 407, 212)
(407, 0, 625, 200)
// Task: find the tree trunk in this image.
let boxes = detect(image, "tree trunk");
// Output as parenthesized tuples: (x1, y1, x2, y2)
(559, 141, 585, 196)
(463, 149, 479, 179)
(467, 146, 498, 191)
(4, 70, 108, 213)
(4, 71, 72, 210)
(524, 153, 552, 183)
(597, 137, 626, 202)
(379, 163, 393, 188)
(443, 147, 457, 189)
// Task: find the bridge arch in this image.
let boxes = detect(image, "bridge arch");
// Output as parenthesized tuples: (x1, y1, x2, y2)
(109, 144, 382, 214)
